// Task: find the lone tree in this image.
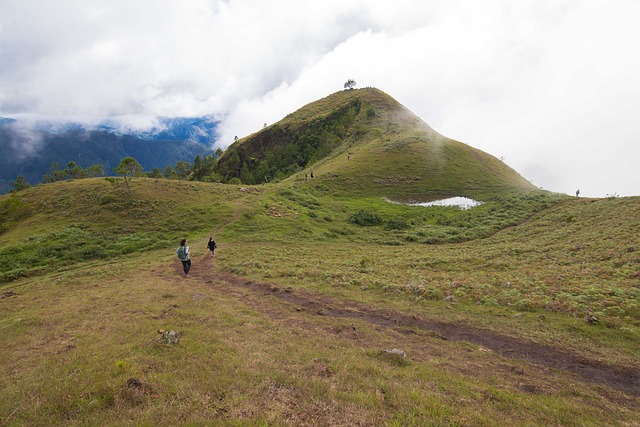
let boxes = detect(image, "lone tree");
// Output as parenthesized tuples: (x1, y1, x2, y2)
(114, 156, 143, 191)
(344, 79, 357, 90)
(11, 176, 30, 193)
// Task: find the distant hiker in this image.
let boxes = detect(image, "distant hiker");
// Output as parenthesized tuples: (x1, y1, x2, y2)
(207, 234, 217, 257)
(304, 174, 308, 182)
(576, 189, 580, 197)
(176, 239, 191, 276)
(310, 171, 314, 178)
(347, 153, 351, 160)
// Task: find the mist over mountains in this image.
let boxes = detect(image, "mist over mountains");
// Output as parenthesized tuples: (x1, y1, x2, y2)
(0, 116, 218, 193)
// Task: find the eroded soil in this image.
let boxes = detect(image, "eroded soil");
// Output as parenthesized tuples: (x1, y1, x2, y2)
(173, 255, 640, 402)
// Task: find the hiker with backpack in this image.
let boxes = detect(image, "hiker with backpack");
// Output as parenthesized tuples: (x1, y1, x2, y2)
(176, 239, 191, 276)
(207, 234, 217, 257)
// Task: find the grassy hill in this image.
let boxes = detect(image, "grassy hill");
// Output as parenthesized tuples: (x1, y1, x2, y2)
(217, 88, 535, 198)
(1, 89, 639, 425)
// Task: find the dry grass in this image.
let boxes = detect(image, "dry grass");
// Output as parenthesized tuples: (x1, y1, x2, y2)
(2, 226, 639, 425)
(1, 176, 639, 425)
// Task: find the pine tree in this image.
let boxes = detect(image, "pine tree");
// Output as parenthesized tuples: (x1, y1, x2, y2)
(114, 157, 143, 191)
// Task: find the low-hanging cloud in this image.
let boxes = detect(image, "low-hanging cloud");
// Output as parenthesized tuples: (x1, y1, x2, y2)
(1, 0, 639, 197)
(2, 121, 45, 160)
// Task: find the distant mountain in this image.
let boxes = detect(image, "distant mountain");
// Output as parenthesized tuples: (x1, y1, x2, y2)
(95, 116, 219, 145)
(0, 116, 218, 193)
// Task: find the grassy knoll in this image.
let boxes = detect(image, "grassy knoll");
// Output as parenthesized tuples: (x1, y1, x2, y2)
(1, 177, 639, 425)
(217, 88, 535, 197)
(0, 178, 244, 283)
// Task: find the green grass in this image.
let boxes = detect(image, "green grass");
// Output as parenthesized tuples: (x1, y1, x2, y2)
(0, 178, 238, 282)
(1, 122, 639, 423)
(2, 249, 637, 425)
(217, 88, 535, 197)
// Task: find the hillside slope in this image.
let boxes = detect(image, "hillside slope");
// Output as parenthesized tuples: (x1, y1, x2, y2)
(0, 177, 638, 425)
(217, 88, 536, 198)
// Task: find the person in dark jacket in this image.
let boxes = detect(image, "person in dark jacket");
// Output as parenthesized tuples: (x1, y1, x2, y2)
(207, 234, 217, 257)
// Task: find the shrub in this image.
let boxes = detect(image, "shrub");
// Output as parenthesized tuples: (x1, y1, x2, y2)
(366, 106, 376, 118)
(349, 209, 382, 226)
(385, 218, 409, 230)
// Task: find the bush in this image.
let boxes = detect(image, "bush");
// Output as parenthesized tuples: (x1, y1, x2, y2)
(366, 106, 376, 118)
(349, 209, 382, 226)
(385, 218, 409, 230)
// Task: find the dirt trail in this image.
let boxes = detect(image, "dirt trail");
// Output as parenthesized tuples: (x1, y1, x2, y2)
(171, 253, 640, 400)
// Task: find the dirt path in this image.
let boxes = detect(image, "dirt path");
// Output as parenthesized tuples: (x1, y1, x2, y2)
(171, 252, 640, 401)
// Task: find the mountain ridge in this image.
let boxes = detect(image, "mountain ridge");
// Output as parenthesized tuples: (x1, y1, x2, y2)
(0, 116, 218, 193)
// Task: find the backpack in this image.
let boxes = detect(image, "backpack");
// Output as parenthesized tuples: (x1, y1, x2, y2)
(176, 246, 188, 260)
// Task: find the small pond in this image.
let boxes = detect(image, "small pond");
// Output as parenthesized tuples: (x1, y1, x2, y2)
(386, 196, 483, 210)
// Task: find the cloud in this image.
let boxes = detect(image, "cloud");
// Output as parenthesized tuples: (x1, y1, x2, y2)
(1, 0, 380, 120)
(0, 0, 639, 196)
(2, 121, 45, 160)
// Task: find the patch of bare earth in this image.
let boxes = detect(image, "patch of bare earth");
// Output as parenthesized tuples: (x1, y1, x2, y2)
(172, 256, 640, 404)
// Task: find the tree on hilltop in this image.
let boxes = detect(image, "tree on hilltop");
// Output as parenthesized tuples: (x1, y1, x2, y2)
(66, 161, 87, 179)
(174, 161, 192, 179)
(10, 176, 30, 193)
(114, 156, 143, 191)
(344, 79, 357, 90)
(86, 164, 105, 178)
(42, 160, 103, 183)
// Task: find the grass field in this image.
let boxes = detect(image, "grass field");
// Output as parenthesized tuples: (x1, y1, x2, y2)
(1, 177, 638, 426)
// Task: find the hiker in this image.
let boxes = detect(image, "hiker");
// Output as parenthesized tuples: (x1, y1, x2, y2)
(207, 234, 217, 257)
(576, 189, 580, 197)
(176, 239, 191, 276)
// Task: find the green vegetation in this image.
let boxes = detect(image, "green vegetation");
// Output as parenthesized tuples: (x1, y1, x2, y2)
(0, 179, 236, 283)
(10, 176, 31, 192)
(215, 99, 363, 184)
(42, 160, 105, 184)
(1, 179, 638, 425)
(0, 88, 638, 425)
(113, 156, 144, 191)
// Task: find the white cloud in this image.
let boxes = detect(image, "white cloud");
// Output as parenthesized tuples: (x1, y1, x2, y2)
(0, 0, 639, 196)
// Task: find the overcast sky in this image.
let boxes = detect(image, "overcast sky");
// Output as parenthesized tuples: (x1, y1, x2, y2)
(1, 0, 639, 197)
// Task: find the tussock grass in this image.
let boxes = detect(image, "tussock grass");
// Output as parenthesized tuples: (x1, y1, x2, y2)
(1, 149, 639, 424)
(2, 246, 637, 425)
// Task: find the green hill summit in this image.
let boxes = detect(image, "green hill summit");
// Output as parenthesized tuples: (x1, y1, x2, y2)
(215, 87, 536, 197)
